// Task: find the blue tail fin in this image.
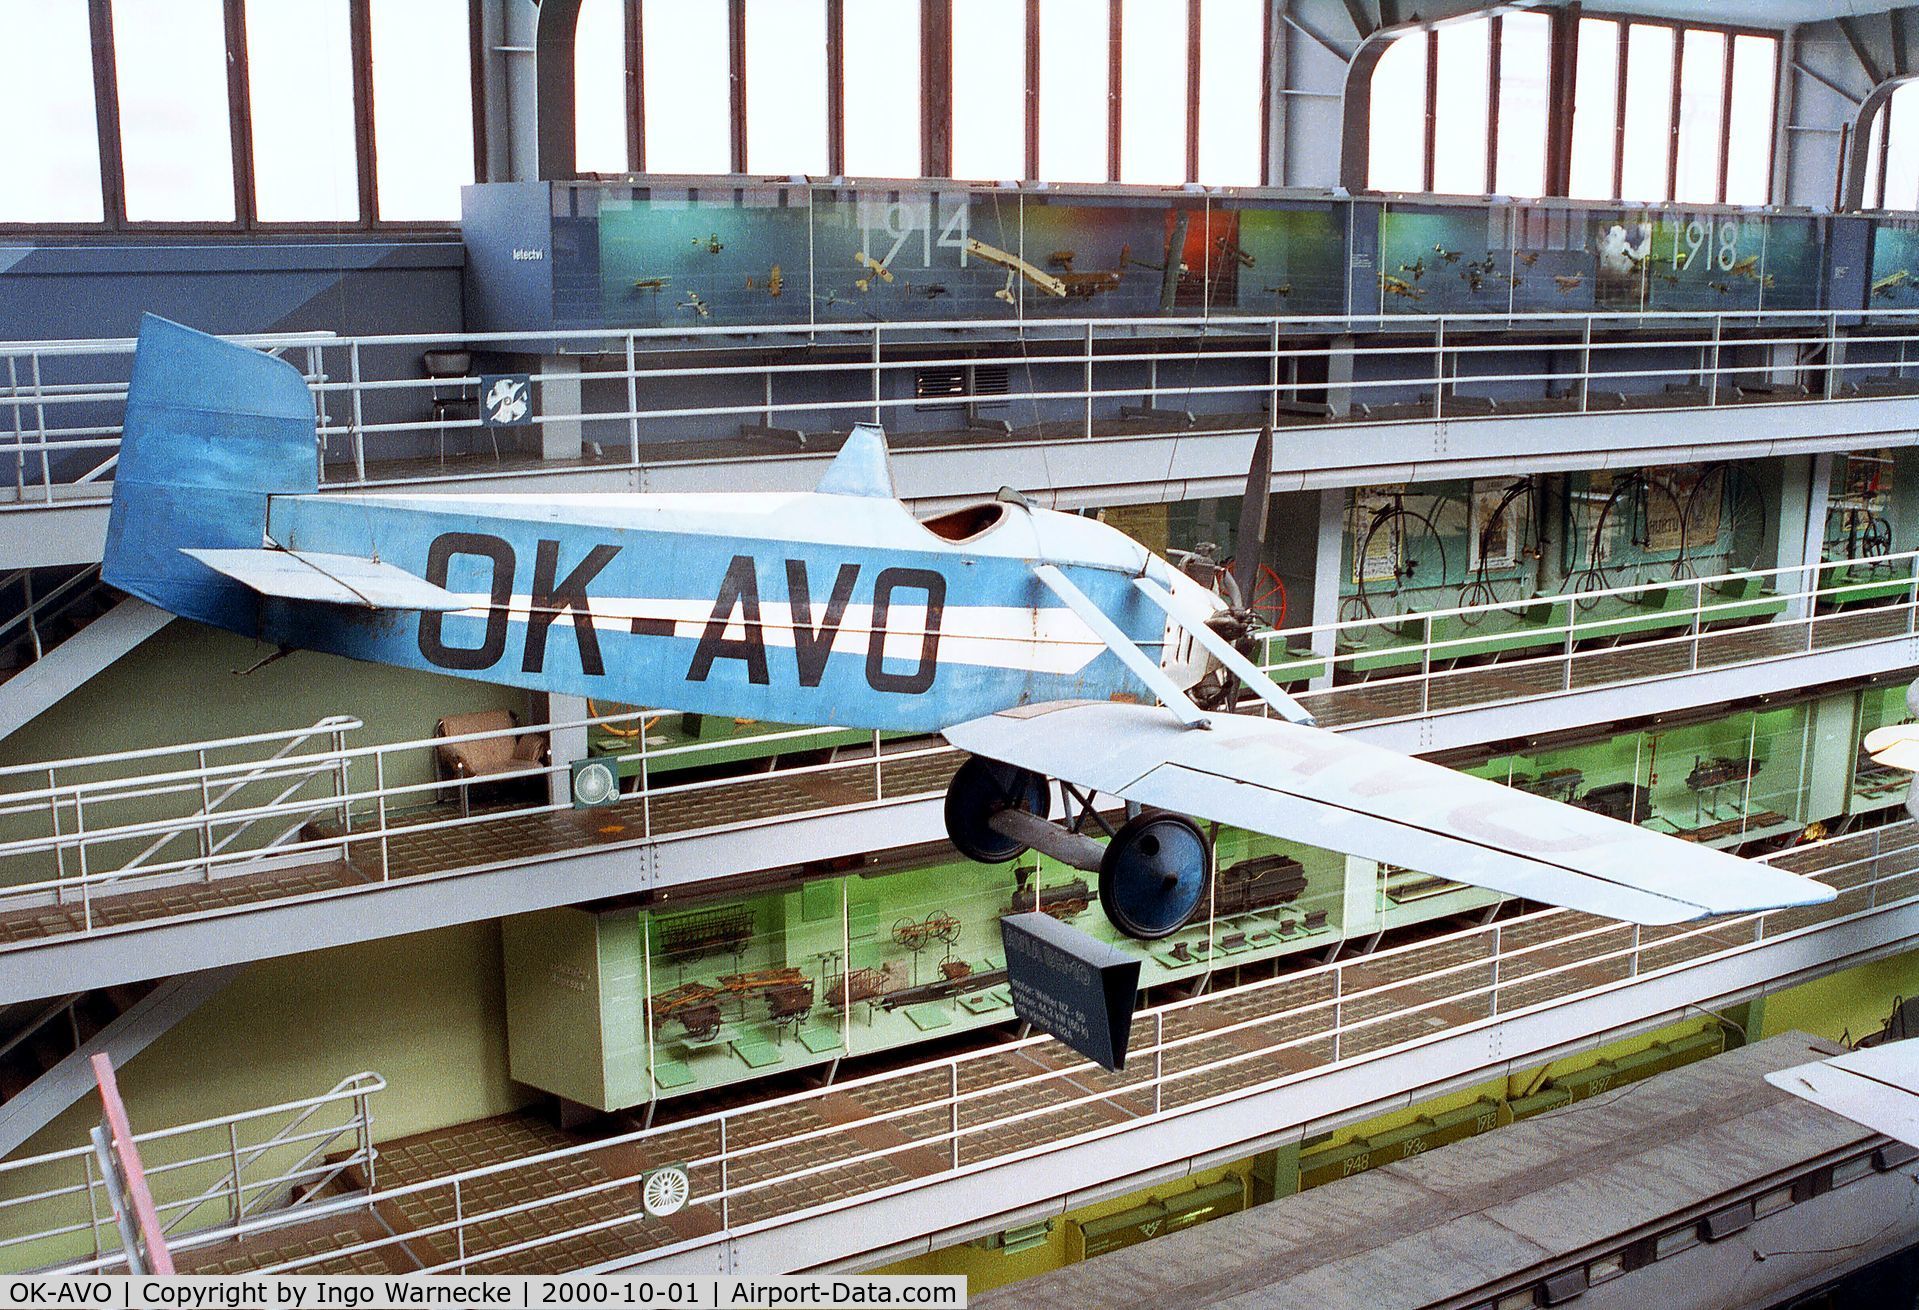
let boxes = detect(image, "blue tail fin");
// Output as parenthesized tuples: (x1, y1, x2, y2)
(102, 315, 318, 632)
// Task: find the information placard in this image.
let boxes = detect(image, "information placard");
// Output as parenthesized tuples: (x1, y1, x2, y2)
(1000, 912, 1141, 1072)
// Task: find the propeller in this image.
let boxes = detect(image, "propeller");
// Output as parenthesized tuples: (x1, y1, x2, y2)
(1188, 424, 1275, 710)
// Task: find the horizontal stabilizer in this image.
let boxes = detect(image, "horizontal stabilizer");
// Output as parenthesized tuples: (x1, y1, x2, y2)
(1767, 1040, 1919, 1149)
(945, 700, 1836, 926)
(184, 549, 464, 610)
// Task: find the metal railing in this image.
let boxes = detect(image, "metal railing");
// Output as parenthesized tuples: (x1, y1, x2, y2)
(1259, 547, 1919, 724)
(0, 566, 104, 665)
(29, 823, 1912, 1277)
(0, 1071, 382, 1271)
(1, 549, 1913, 948)
(5, 309, 1919, 504)
(0, 715, 362, 921)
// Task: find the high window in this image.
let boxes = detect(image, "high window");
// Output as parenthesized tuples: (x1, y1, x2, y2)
(1367, 12, 1780, 206)
(3, 0, 479, 229)
(1862, 82, 1919, 212)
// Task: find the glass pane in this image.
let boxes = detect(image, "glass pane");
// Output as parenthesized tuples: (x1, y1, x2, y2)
(369, 0, 475, 221)
(951, 0, 1026, 179)
(1367, 31, 1427, 192)
(0, 0, 103, 223)
(1673, 29, 1726, 204)
(640, 0, 730, 173)
(1569, 18, 1619, 199)
(1888, 84, 1919, 212)
(1619, 23, 1675, 203)
(1197, 0, 1262, 185)
(1494, 12, 1549, 198)
(843, 0, 921, 176)
(246, 0, 359, 222)
(575, 0, 628, 173)
(1119, 0, 1188, 184)
(745, 0, 827, 173)
(1038, 0, 1108, 182)
(1864, 100, 1887, 210)
(112, 0, 235, 222)
(1723, 34, 1777, 205)
(1432, 19, 1490, 195)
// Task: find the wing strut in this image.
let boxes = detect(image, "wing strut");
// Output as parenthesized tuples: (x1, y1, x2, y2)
(1031, 564, 1212, 729)
(1132, 575, 1316, 725)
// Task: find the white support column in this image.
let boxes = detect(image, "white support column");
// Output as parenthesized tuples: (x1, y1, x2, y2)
(1341, 857, 1381, 940)
(1309, 489, 1344, 691)
(545, 693, 590, 806)
(1325, 336, 1355, 418)
(1774, 454, 1832, 620)
(538, 356, 584, 461)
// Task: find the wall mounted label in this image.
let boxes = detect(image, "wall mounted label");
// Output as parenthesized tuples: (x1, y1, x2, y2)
(1001, 912, 1141, 1072)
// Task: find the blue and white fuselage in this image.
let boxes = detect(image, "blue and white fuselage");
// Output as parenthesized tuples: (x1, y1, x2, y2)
(248, 469, 1220, 732)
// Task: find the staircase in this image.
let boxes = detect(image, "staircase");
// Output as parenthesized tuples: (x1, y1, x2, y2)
(0, 969, 241, 1157)
(0, 566, 171, 742)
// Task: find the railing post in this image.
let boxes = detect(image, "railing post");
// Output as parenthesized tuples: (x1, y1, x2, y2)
(227, 1122, 243, 1224)
(48, 766, 67, 883)
(1153, 1011, 1164, 1116)
(347, 342, 367, 483)
(1490, 925, 1502, 1016)
(83, 1150, 102, 1264)
(1331, 966, 1343, 1062)
(75, 791, 91, 931)
(1579, 318, 1593, 413)
(1690, 576, 1703, 671)
(1708, 314, 1723, 406)
(1420, 613, 1433, 715)
(1433, 317, 1445, 420)
(1083, 322, 1095, 438)
(453, 1179, 466, 1271)
(374, 752, 390, 882)
(1631, 923, 1641, 977)
(332, 727, 352, 836)
(719, 1115, 730, 1232)
(1268, 320, 1281, 420)
(872, 730, 884, 801)
(870, 326, 881, 424)
(949, 1062, 961, 1170)
(197, 749, 215, 880)
(638, 720, 652, 838)
(358, 1089, 376, 1193)
(1823, 311, 1839, 401)
(30, 352, 52, 498)
(626, 333, 641, 466)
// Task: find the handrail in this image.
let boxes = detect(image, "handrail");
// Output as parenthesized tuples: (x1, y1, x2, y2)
(0, 551, 1909, 941)
(28, 824, 1906, 1277)
(4, 308, 1919, 506)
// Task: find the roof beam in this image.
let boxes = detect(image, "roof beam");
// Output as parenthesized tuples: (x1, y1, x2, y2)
(1838, 14, 1886, 89)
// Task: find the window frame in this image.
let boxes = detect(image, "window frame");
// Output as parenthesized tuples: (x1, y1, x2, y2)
(1362, 8, 1780, 207)
(3, 0, 489, 236)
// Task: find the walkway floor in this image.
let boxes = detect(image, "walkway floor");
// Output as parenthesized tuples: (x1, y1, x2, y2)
(148, 825, 1915, 1276)
(0, 609, 1906, 951)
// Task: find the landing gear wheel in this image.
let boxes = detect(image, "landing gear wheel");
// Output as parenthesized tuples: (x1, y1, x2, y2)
(944, 756, 1049, 864)
(1099, 810, 1212, 939)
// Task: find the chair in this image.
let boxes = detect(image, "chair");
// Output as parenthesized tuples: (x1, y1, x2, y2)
(434, 710, 549, 815)
(422, 350, 492, 466)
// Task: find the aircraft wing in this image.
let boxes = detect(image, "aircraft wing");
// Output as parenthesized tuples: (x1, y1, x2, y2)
(943, 700, 1836, 925)
(184, 548, 465, 610)
(1766, 1040, 1919, 1150)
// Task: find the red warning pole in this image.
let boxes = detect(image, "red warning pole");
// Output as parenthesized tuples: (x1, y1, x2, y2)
(90, 1053, 174, 1275)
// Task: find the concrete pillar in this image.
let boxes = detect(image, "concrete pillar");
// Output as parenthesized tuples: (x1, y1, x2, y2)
(545, 692, 590, 806)
(1309, 490, 1344, 690)
(1325, 336, 1355, 419)
(539, 355, 584, 461)
(1773, 453, 1832, 619)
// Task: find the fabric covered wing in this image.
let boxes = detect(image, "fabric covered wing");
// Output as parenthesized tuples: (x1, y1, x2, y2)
(943, 701, 1835, 925)
(184, 548, 465, 610)
(1766, 1041, 1919, 1149)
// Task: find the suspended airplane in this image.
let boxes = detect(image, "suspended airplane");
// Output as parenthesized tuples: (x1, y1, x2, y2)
(104, 316, 1833, 940)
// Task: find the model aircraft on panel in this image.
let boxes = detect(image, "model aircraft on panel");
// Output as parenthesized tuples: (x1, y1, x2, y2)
(104, 316, 1833, 940)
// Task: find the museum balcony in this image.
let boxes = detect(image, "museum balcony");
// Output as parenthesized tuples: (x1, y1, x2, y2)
(5, 305, 1919, 569)
(1, 819, 1912, 1277)
(0, 545, 1911, 1010)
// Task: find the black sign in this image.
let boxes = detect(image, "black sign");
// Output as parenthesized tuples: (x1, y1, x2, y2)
(1001, 913, 1141, 1072)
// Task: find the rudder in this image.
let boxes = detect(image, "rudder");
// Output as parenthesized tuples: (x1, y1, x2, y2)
(102, 314, 318, 632)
